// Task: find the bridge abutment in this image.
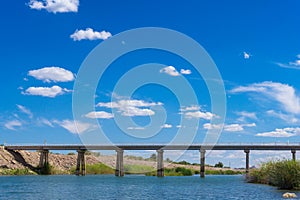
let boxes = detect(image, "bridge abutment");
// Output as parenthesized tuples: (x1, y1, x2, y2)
(115, 149, 124, 177)
(292, 149, 296, 161)
(157, 149, 164, 177)
(200, 149, 206, 178)
(76, 150, 86, 176)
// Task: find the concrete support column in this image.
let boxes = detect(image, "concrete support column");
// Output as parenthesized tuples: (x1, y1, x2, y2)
(39, 150, 49, 168)
(157, 149, 164, 177)
(76, 150, 86, 176)
(200, 149, 206, 178)
(244, 149, 250, 175)
(291, 149, 296, 161)
(115, 149, 124, 177)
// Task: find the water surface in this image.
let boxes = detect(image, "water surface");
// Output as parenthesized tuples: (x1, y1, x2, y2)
(0, 175, 296, 199)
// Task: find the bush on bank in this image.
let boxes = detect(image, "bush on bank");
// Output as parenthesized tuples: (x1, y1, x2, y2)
(249, 159, 300, 190)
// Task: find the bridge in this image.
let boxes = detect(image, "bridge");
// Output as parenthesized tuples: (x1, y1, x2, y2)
(3, 143, 300, 177)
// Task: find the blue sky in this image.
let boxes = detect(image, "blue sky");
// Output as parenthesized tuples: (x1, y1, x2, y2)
(1, 0, 300, 167)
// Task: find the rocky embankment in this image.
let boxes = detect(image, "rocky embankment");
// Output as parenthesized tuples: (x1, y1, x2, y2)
(0, 146, 241, 175)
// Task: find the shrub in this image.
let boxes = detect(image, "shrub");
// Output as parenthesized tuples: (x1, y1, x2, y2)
(249, 159, 300, 189)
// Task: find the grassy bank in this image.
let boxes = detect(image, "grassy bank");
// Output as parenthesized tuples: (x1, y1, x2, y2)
(70, 163, 115, 175)
(0, 168, 37, 175)
(205, 169, 243, 175)
(249, 159, 300, 190)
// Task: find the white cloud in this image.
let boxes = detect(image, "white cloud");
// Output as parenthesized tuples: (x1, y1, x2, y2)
(180, 69, 191, 75)
(23, 85, 70, 98)
(231, 81, 300, 114)
(180, 105, 200, 112)
(161, 124, 172, 128)
(243, 52, 251, 59)
(4, 120, 22, 130)
(85, 111, 114, 119)
(127, 127, 145, 130)
(203, 123, 222, 130)
(54, 119, 94, 134)
(277, 54, 300, 69)
(185, 111, 215, 120)
(160, 66, 180, 76)
(256, 127, 300, 137)
(70, 28, 112, 41)
(17, 105, 33, 118)
(96, 99, 162, 117)
(203, 123, 256, 132)
(121, 107, 155, 117)
(28, 0, 79, 13)
(38, 118, 54, 127)
(28, 67, 74, 83)
(179, 105, 216, 120)
(236, 111, 257, 120)
(266, 110, 298, 123)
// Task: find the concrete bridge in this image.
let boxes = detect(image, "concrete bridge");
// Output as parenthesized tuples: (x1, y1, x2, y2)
(4, 143, 300, 177)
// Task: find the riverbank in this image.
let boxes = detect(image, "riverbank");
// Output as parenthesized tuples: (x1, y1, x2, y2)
(0, 147, 242, 176)
(248, 159, 300, 190)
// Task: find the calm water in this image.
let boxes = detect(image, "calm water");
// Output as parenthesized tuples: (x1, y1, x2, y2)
(0, 175, 297, 200)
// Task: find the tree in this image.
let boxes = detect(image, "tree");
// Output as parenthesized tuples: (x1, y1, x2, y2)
(149, 153, 156, 161)
(214, 162, 224, 168)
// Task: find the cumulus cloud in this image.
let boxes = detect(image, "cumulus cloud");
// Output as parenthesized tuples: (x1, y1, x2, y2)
(23, 85, 70, 98)
(161, 124, 172, 128)
(85, 111, 114, 119)
(70, 28, 112, 41)
(256, 127, 300, 137)
(236, 111, 257, 120)
(4, 120, 22, 130)
(160, 66, 192, 76)
(277, 54, 300, 69)
(28, 0, 79, 13)
(179, 105, 216, 120)
(160, 66, 180, 76)
(96, 99, 162, 117)
(231, 81, 300, 114)
(185, 111, 215, 120)
(180, 105, 200, 112)
(28, 67, 74, 83)
(17, 105, 33, 118)
(54, 119, 94, 134)
(180, 69, 191, 75)
(203, 123, 256, 132)
(243, 52, 251, 59)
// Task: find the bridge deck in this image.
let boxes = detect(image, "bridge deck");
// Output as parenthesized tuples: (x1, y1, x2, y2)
(4, 144, 300, 151)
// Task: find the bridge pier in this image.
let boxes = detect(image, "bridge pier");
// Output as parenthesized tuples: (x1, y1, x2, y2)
(291, 149, 296, 161)
(39, 150, 49, 168)
(115, 149, 124, 177)
(76, 150, 86, 176)
(200, 149, 206, 178)
(244, 149, 250, 175)
(157, 149, 164, 177)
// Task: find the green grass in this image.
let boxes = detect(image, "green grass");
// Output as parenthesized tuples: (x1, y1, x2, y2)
(206, 169, 243, 175)
(249, 159, 300, 190)
(0, 168, 37, 175)
(70, 163, 115, 175)
(124, 164, 155, 174)
(145, 167, 194, 176)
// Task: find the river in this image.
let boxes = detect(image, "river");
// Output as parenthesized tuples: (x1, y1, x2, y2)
(0, 175, 297, 199)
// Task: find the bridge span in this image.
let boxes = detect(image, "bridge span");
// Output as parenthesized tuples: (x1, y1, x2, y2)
(3, 143, 300, 177)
